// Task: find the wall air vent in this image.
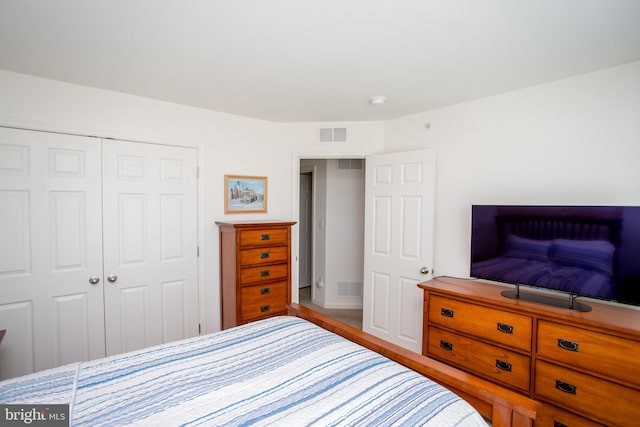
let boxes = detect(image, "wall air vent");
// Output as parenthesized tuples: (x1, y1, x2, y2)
(336, 281, 363, 297)
(337, 159, 363, 170)
(318, 127, 348, 143)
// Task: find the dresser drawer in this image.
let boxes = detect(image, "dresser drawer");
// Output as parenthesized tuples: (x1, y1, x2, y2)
(537, 320, 640, 387)
(535, 360, 640, 426)
(239, 245, 289, 266)
(535, 402, 605, 427)
(240, 281, 287, 322)
(429, 295, 532, 352)
(240, 263, 288, 285)
(239, 228, 289, 246)
(428, 326, 531, 392)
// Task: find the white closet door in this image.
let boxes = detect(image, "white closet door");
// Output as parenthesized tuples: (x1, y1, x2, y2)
(102, 140, 199, 355)
(0, 127, 105, 379)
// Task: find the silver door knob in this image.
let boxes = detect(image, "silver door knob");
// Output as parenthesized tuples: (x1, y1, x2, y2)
(107, 274, 118, 283)
(420, 267, 430, 275)
(89, 276, 100, 285)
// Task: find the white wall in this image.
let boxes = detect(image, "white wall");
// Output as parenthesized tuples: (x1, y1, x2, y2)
(3, 59, 638, 331)
(324, 159, 365, 309)
(384, 60, 640, 280)
(0, 70, 385, 333)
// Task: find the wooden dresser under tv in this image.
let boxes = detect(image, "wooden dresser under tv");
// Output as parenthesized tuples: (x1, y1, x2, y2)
(419, 276, 640, 427)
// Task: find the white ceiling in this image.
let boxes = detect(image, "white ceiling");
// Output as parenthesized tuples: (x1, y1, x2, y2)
(1, 0, 639, 123)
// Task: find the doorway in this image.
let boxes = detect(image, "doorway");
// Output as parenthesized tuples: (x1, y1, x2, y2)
(297, 158, 364, 329)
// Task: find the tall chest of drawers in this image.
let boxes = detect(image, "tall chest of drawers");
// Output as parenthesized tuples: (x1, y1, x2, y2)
(419, 277, 640, 427)
(217, 221, 295, 329)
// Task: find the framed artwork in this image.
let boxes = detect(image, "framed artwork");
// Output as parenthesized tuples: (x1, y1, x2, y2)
(224, 175, 268, 214)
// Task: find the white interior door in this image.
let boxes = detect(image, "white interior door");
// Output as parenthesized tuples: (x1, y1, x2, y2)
(0, 127, 105, 379)
(102, 140, 199, 355)
(363, 149, 435, 352)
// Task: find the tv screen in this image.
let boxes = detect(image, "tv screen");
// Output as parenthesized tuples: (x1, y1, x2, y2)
(470, 205, 640, 308)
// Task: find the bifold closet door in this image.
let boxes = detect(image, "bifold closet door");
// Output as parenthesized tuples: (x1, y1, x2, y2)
(0, 127, 105, 379)
(102, 140, 199, 355)
(0, 129, 200, 379)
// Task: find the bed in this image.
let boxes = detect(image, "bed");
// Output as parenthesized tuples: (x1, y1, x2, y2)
(0, 308, 538, 426)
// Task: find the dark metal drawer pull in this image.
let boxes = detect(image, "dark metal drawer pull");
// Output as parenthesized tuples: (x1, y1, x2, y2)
(260, 270, 270, 277)
(557, 338, 579, 352)
(553, 422, 569, 427)
(495, 360, 512, 372)
(260, 251, 270, 259)
(260, 287, 271, 295)
(440, 308, 454, 318)
(260, 305, 271, 313)
(260, 234, 270, 240)
(497, 322, 514, 334)
(555, 380, 577, 394)
(439, 340, 453, 351)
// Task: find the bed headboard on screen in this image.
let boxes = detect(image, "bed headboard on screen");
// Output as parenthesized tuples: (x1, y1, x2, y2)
(494, 206, 623, 251)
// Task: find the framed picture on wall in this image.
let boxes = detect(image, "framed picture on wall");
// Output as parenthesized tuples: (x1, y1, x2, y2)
(224, 175, 268, 214)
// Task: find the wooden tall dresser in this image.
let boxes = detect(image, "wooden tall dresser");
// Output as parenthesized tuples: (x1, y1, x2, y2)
(216, 221, 296, 329)
(419, 277, 640, 427)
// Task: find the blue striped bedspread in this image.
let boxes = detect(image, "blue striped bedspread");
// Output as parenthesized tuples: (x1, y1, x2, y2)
(0, 316, 487, 426)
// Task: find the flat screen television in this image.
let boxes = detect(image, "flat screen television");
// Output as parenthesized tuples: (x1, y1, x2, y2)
(470, 205, 640, 311)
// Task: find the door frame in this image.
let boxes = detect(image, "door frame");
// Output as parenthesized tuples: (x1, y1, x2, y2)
(290, 152, 369, 304)
(298, 166, 314, 295)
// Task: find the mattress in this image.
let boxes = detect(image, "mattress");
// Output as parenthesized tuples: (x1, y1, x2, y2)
(0, 316, 487, 426)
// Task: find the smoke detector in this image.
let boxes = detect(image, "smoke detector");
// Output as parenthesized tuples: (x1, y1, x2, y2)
(369, 96, 386, 106)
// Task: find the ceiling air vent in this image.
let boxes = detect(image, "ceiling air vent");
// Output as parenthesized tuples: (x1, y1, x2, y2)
(318, 127, 348, 143)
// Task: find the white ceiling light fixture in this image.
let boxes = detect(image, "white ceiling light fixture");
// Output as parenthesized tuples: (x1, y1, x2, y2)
(369, 96, 386, 106)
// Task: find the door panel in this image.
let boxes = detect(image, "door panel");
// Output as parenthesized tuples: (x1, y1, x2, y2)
(162, 279, 188, 342)
(103, 140, 198, 355)
(373, 196, 392, 255)
(53, 293, 90, 365)
(371, 272, 391, 331)
(0, 302, 34, 378)
(118, 193, 147, 264)
(401, 196, 422, 258)
(0, 127, 104, 379)
(0, 190, 30, 276)
(399, 276, 422, 341)
(119, 286, 148, 351)
(363, 149, 435, 352)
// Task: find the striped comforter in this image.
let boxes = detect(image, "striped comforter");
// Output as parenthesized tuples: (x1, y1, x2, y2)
(0, 316, 486, 426)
